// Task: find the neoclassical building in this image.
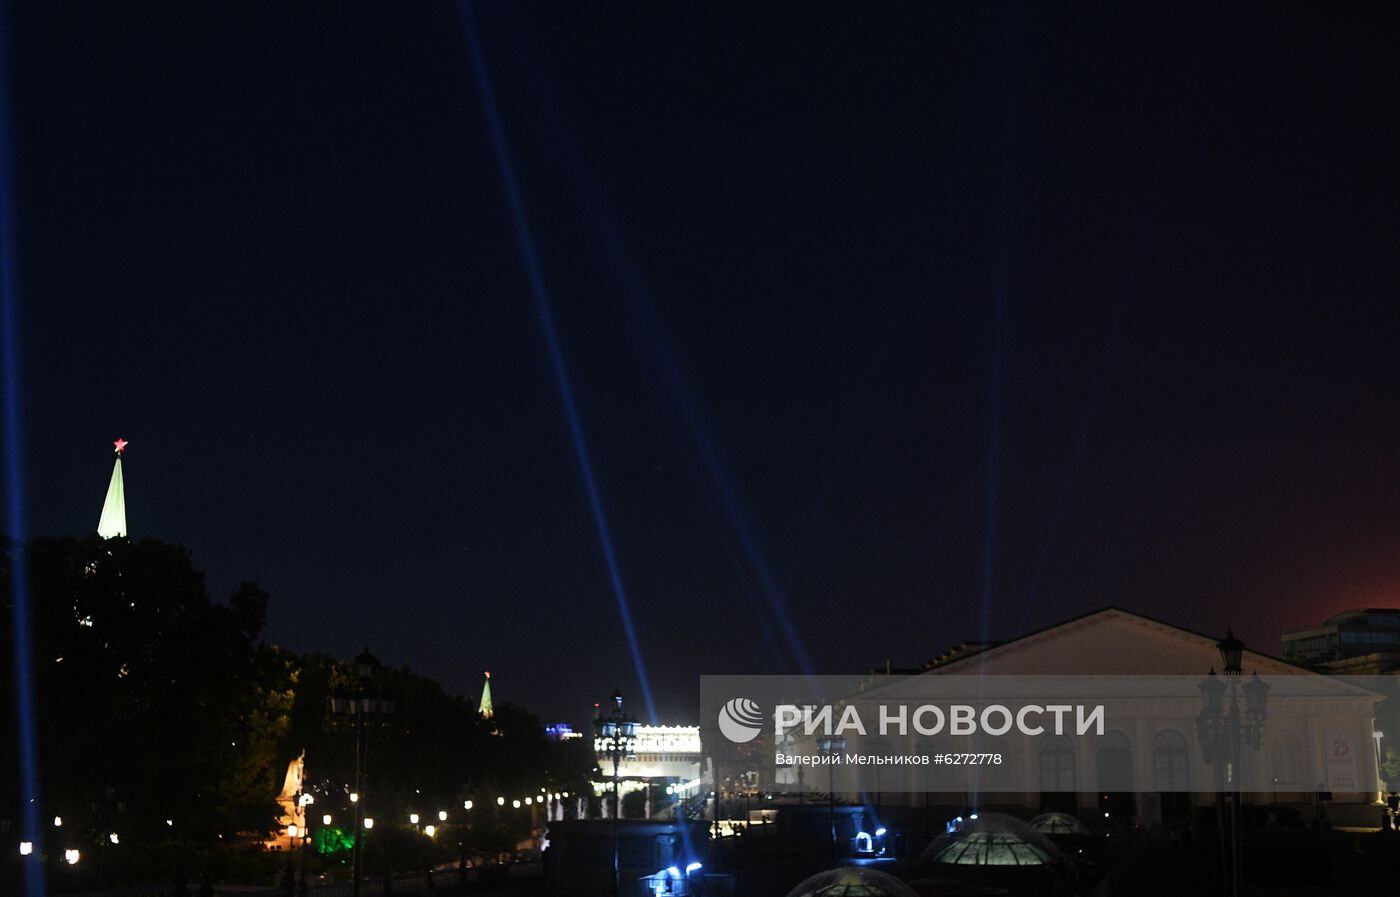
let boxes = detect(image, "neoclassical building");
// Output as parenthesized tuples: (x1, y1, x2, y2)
(828, 608, 1384, 828)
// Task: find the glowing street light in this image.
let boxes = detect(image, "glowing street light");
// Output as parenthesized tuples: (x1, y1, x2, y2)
(323, 814, 332, 826)
(525, 797, 532, 806)
(512, 800, 521, 809)
(438, 810, 447, 822)
(349, 792, 359, 803)
(53, 816, 62, 828)
(108, 833, 120, 845)
(19, 842, 32, 856)
(497, 797, 505, 806)
(409, 813, 419, 825)
(64, 849, 80, 865)
(424, 825, 436, 837)
(464, 800, 474, 810)
(363, 817, 374, 830)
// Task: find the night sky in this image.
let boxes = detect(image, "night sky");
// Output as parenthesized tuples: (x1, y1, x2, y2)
(5, 3, 1400, 725)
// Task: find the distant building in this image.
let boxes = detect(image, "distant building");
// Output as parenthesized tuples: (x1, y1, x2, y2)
(594, 725, 703, 782)
(546, 722, 583, 741)
(1282, 608, 1400, 674)
(828, 607, 1383, 829)
(588, 723, 706, 815)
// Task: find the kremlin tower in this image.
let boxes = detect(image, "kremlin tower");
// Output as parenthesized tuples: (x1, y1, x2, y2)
(97, 438, 128, 539)
(479, 670, 494, 720)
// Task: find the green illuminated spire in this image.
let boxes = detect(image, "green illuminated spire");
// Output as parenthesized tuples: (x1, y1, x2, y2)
(97, 438, 128, 539)
(479, 671, 494, 720)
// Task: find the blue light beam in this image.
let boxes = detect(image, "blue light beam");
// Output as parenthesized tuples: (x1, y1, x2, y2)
(0, 2, 48, 893)
(457, 2, 657, 721)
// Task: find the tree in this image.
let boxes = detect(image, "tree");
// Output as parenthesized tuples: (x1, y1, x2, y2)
(1, 536, 283, 847)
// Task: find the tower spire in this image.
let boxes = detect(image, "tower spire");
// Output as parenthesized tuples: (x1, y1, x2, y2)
(478, 671, 494, 720)
(97, 438, 128, 539)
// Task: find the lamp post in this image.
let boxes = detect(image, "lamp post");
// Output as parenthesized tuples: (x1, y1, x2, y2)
(817, 735, 847, 860)
(1196, 629, 1269, 897)
(330, 648, 394, 897)
(1373, 730, 1385, 793)
(296, 793, 313, 897)
(594, 689, 639, 897)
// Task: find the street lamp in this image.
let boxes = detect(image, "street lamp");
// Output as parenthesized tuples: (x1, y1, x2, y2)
(595, 689, 640, 897)
(1197, 630, 1269, 897)
(329, 648, 394, 897)
(817, 735, 847, 860)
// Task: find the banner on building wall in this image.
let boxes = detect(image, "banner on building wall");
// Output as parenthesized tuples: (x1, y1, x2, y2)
(1326, 732, 1359, 792)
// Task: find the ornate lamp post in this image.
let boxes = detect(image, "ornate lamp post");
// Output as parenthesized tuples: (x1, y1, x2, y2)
(817, 735, 847, 860)
(295, 792, 313, 896)
(330, 649, 394, 897)
(1196, 629, 1269, 897)
(594, 690, 639, 897)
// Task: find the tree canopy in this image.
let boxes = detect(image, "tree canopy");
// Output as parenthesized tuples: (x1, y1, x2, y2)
(1, 534, 593, 884)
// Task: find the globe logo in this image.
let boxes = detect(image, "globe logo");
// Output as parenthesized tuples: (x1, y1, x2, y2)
(717, 697, 764, 743)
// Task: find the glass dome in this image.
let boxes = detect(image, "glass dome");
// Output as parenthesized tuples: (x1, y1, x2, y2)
(920, 813, 1063, 867)
(784, 867, 919, 897)
(1029, 812, 1089, 836)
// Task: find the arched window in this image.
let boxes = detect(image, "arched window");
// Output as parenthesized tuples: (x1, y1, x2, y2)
(864, 736, 904, 794)
(1039, 735, 1076, 792)
(1271, 730, 1302, 785)
(919, 738, 958, 792)
(1096, 730, 1133, 792)
(774, 730, 798, 787)
(1152, 729, 1190, 791)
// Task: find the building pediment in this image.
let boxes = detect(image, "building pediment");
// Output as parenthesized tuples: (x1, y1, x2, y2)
(918, 608, 1301, 676)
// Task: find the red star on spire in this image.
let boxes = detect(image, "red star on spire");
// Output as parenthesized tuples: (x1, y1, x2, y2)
(113, 438, 128, 455)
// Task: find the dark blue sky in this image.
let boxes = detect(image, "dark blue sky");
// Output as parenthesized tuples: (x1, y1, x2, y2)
(5, 3, 1400, 724)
